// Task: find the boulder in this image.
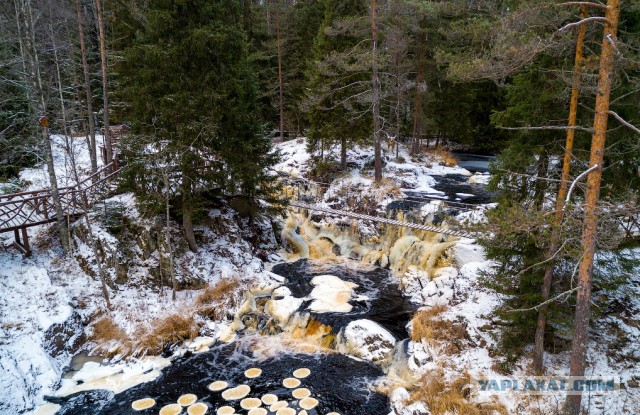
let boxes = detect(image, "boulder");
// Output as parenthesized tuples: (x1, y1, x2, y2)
(337, 319, 396, 365)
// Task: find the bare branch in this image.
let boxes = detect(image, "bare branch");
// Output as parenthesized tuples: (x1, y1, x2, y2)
(608, 110, 640, 134)
(557, 16, 608, 32)
(497, 125, 594, 133)
(557, 2, 608, 10)
(507, 286, 581, 313)
(565, 164, 599, 207)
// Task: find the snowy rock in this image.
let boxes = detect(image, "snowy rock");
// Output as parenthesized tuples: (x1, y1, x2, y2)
(390, 387, 410, 407)
(423, 281, 438, 298)
(186, 336, 216, 353)
(337, 319, 397, 364)
(264, 295, 303, 326)
(468, 173, 491, 185)
(308, 274, 358, 313)
(398, 402, 431, 415)
(433, 267, 458, 282)
(453, 242, 486, 266)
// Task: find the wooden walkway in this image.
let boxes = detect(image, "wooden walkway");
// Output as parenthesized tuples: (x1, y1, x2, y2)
(289, 201, 474, 238)
(0, 162, 120, 255)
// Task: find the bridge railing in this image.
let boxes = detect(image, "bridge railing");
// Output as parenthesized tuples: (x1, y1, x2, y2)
(0, 161, 120, 233)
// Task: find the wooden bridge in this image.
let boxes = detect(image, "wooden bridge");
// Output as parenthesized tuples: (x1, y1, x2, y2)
(0, 162, 120, 255)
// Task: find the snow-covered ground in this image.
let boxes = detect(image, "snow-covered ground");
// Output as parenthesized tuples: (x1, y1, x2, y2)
(275, 137, 470, 202)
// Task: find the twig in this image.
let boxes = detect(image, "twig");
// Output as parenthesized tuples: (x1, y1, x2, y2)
(497, 125, 594, 133)
(557, 2, 607, 10)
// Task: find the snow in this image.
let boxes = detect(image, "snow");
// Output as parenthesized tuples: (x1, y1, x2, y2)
(55, 356, 170, 397)
(265, 294, 304, 326)
(0, 254, 73, 413)
(19, 134, 105, 192)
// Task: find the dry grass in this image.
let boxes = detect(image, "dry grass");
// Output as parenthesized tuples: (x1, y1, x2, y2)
(424, 146, 458, 167)
(194, 278, 242, 320)
(91, 313, 200, 357)
(410, 371, 508, 415)
(91, 312, 200, 358)
(135, 314, 200, 356)
(90, 278, 242, 358)
(410, 305, 468, 354)
(90, 315, 132, 357)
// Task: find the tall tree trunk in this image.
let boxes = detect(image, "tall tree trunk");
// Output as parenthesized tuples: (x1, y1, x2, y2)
(53, 29, 112, 308)
(412, 41, 425, 155)
(77, 0, 98, 174)
(565, 1, 619, 413)
(394, 46, 401, 160)
(20, 0, 69, 253)
(341, 136, 347, 170)
(276, 4, 285, 142)
(372, 0, 382, 182)
(96, 0, 112, 164)
(181, 175, 198, 252)
(533, 6, 588, 374)
(163, 169, 176, 301)
(13, 0, 31, 103)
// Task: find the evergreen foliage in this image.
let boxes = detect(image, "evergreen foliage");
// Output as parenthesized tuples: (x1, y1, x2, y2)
(111, 0, 281, 223)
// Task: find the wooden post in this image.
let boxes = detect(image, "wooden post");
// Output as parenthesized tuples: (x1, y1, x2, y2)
(21, 227, 30, 256)
(565, 0, 620, 413)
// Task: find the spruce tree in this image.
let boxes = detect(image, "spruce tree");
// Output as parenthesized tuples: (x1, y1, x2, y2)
(112, 0, 279, 248)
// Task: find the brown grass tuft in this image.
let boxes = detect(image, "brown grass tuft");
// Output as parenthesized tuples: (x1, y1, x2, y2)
(410, 371, 507, 415)
(410, 305, 468, 354)
(194, 278, 242, 320)
(135, 314, 200, 356)
(91, 313, 200, 358)
(423, 146, 458, 167)
(90, 315, 132, 357)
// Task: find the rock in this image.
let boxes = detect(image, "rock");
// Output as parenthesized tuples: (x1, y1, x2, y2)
(264, 295, 303, 326)
(398, 402, 431, 415)
(390, 387, 410, 409)
(453, 243, 486, 267)
(272, 286, 292, 299)
(433, 267, 457, 283)
(44, 311, 85, 358)
(337, 319, 396, 365)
